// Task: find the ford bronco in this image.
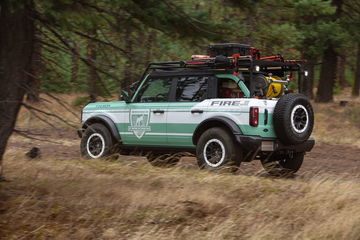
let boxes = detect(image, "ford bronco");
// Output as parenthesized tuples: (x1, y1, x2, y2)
(79, 43, 315, 175)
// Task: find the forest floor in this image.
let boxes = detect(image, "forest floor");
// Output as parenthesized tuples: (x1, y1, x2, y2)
(1, 92, 360, 239)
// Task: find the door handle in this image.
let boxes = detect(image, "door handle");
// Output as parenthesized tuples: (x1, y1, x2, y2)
(153, 109, 165, 114)
(191, 109, 204, 114)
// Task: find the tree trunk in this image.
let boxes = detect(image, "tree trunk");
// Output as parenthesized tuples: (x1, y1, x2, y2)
(121, 25, 134, 91)
(86, 29, 98, 103)
(316, 45, 338, 102)
(26, 27, 41, 102)
(352, 43, 360, 96)
(316, 0, 342, 102)
(301, 57, 315, 99)
(337, 55, 347, 89)
(0, 0, 35, 177)
(71, 42, 79, 87)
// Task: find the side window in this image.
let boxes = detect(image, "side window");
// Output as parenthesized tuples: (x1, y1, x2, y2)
(218, 78, 244, 98)
(135, 77, 172, 102)
(176, 76, 208, 102)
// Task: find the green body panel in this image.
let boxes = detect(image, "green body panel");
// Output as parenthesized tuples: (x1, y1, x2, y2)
(125, 102, 168, 145)
(84, 106, 276, 146)
(167, 102, 199, 147)
(241, 113, 276, 138)
(83, 101, 127, 111)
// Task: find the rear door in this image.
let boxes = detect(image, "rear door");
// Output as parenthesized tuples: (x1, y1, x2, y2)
(121, 76, 173, 146)
(166, 75, 212, 147)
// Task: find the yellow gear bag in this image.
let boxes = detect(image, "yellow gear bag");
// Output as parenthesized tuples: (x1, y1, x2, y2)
(266, 76, 284, 98)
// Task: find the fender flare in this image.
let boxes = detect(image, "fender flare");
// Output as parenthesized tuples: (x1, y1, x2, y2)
(82, 115, 120, 140)
(192, 116, 242, 145)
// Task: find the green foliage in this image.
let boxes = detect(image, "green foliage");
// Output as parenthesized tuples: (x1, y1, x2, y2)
(293, 0, 336, 57)
(31, 0, 360, 97)
(345, 67, 354, 85)
(333, 82, 342, 95)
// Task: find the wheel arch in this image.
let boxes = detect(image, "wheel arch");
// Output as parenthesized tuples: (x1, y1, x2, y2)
(82, 115, 120, 140)
(192, 116, 242, 145)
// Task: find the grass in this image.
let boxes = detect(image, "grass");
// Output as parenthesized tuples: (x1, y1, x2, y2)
(312, 101, 360, 147)
(1, 155, 360, 240)
(2, 91, 360, 239)
(346, 107, 360, 128)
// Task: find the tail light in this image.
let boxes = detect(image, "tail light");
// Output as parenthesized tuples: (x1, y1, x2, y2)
(250, 107, 259, 127)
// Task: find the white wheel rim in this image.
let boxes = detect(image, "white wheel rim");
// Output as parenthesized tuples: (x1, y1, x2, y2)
(291, 105, 309, 133)
(203, 139, 226, 167)
(86, 133, 105, 158)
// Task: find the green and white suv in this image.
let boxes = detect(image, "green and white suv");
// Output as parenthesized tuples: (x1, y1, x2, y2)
(79, 44, 315, 175)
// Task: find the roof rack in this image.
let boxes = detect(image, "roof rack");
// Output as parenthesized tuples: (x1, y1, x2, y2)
(149, 59, 299, 69)
(145, 55, 303, 75)
(141, 43, 307, 95)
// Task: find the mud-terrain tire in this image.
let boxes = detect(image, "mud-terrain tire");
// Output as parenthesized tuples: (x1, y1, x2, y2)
(273, 93, 314, 145)
(147, 153, 181, 167)
(196, 127, 242, 173)
(261, 151, 304, 176)
(81, 123, 114, 159)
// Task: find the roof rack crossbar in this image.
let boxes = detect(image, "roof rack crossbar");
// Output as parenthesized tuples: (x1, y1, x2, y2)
(145, 57, 302, 74)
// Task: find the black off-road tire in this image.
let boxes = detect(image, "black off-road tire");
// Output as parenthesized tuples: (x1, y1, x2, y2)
(80, 123, 114, 159)
(273, 93, 314, 145)
(261, 151, 304, 176)
(196, 127, 242, 173)
(146, 153, 181, 167)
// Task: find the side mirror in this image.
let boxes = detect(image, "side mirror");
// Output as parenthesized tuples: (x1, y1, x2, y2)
(121, 90, 130, 103)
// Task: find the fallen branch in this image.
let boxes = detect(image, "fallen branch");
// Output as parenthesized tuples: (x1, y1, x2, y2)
(26, 109, 59, 130)
(13, 129, 60, 144)
(22, 103, 78, 129)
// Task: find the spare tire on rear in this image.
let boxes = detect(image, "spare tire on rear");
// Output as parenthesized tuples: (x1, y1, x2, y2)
(273, 93, 314, 145)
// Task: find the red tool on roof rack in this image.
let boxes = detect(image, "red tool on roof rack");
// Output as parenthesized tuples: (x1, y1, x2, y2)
(191, 43, 305, 64)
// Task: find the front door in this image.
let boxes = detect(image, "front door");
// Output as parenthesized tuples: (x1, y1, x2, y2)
(122, 76, 173, 146)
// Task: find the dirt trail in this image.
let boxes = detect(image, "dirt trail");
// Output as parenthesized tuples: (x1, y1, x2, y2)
(6, 128, 360, 179)
(302, 142, 360, 177)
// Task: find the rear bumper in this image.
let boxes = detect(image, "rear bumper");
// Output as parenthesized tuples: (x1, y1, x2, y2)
(235, 135, 315, 153)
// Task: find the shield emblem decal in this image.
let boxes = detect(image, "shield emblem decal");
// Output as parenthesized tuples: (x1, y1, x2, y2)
(128, 109, 151, 139)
